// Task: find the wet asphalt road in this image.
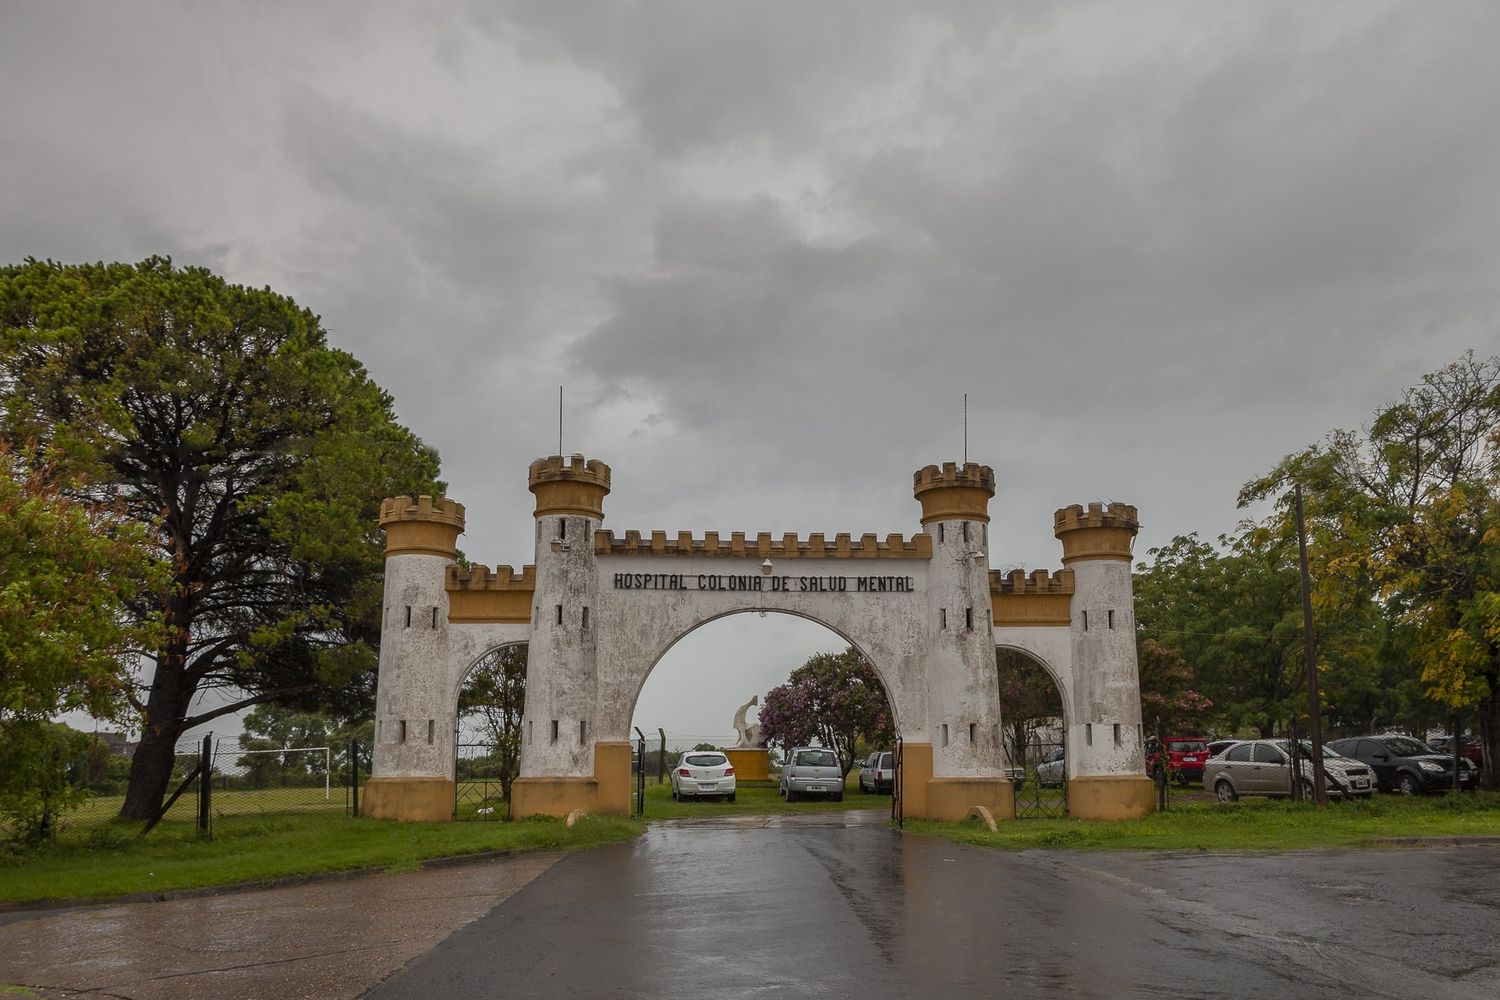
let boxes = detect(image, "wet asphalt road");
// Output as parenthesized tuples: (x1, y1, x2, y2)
(368, 811, 1500, 1000)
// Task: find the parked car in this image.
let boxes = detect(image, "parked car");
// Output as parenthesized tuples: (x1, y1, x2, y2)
(1145, 736, 1211, 784)
(859, 750, 895, 794)
(780, 747, 844, 802)
(1428, 734, 1485, 770)
(1327, 735, 1478, 795)
(1204, 739, 1374, 802)
(672, 751, 736, 802)
(1035, 746, 1065, 788)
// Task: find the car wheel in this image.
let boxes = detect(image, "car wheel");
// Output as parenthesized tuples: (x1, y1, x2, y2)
(1175, 772, 1190, 787)
(1397, 772, 1420, 797)
(671, 787, 678, 802)
(786, 788, 797, 802)
(834, 791, 844, 802)
(727, 792, 736, 803)
(1215, 780, 1238, 803)
(1298, 778, 1315, 801)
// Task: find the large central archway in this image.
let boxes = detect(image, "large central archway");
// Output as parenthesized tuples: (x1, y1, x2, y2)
(363, 456, 1156, 823)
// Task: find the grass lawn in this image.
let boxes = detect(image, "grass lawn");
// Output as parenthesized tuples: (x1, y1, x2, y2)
(910, 790, 1500, 852)
(0, 810, 641, 905)
(639, 773, 889, 820)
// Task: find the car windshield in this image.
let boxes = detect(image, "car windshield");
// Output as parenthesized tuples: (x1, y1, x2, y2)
(684, 754, 726, 767)
(1382, 736, 1434, 756)
(1275, 740, 1346, 759)
(1169, 740, 1207, 753)
(796, 750, 839, 768)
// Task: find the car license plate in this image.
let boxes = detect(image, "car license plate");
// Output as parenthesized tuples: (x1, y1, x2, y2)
(699, 782, 716, 790)
(806, 785, 825, 792)
(1353, 779, 1368, 788)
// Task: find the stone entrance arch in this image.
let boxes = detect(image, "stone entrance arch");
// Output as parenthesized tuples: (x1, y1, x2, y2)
(363, 455, 1155, 823)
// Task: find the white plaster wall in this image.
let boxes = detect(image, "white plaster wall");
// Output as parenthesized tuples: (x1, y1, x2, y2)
(520, 513, 604, 777)
(373, 553, 455, 779)
(589, 556, 934, 748)
(1067, 558, 1148, 778)
(922, 519, 1004, 777)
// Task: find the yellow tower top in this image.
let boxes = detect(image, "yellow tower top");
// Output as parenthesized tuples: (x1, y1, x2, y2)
(1053, 502, 1139, 564)
(378, 495, 466, 559)
(912, 462, 996, 524)
(528, 454, 612, 520)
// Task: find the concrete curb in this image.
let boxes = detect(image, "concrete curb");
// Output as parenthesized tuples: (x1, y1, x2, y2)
(0, 847, 527, 916)
(1365, 835, 1500, 847)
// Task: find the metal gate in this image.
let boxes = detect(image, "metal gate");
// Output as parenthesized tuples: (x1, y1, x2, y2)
(1014, 738, 1067, 819)
(455, 738, 508, 820)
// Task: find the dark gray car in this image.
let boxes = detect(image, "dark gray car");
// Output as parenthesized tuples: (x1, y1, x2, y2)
(780, 747, 844, 802)
(1327, 735, 1478, 795)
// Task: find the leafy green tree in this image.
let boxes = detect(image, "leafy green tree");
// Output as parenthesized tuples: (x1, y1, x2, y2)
(758, 647, 895, 776)
(456, 644, 526, 802)
(691, 742, 721, 752)
(0, 721, 97, 842)
(1134, 532, 1308, 737)
(0, 446, 164, 840)
(1242, 352, 1500, 786)
(0, 258, 442, 819)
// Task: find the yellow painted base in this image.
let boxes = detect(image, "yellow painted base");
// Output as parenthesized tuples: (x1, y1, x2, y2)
(723, 747, 771, 782)
(925, 776, 1016, 821)
(511, 776, 599, 818)
(1067, 776, 1157, 820)
(594, 741, 633, 815)
(361, 776, 455, 822)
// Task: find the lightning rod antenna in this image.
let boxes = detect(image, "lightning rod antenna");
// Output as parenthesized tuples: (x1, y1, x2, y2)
(963, 392, 968, 464)
(558, 386, 563, 456)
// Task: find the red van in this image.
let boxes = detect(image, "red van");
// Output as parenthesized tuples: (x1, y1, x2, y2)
(1146, 737, 1211, 785)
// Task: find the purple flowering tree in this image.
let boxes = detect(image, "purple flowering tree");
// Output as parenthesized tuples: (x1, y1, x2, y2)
(759, 647, 896, 776)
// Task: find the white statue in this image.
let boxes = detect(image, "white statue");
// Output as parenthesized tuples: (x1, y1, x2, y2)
(733, 695, 764, 748)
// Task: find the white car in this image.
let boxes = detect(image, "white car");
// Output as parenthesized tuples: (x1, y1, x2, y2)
(672, 751, 736, 802)
(1036, 746, 1065, 787)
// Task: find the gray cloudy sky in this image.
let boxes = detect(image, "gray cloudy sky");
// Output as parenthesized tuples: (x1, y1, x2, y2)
(6, 2, 1499, 745)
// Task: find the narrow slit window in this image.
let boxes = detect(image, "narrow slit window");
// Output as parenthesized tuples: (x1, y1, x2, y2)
(377, 720, 383, 742)
(1085, 723, 1093, 746)
(938, 523, 945, 543)
(940, 608, 948, 630)
(582, 606, 590, 629)
(431, 606, 438, 629)
(579, 720, 588, 744)
(942, 724, 949, 747)
(404, 606, 412, 629)
(965, 607, 973, 630)
(1108, 609, 1115, 629)
(969, 723, 976, 743)
(1113, 723, 1121, 746)
(550, 720, 559, 743)
(1082, 609, 1089, 631)
(962, 521, 969, 542)
(427, 720, 435, 744)
(398, 720, 407, 743)
(559, 516, 566, 539)
(527, 721, 533, 744)
(556, 604, 563, 625)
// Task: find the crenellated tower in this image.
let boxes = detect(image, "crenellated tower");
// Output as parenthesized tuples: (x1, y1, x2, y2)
(912, 463, 1005, 786)
(1053, 501, 1154, 818)
(365, 495, 466, 821)
(512, 455, 612, 815)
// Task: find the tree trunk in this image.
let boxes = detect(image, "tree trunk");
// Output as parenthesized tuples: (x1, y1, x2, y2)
(1480, 687, 1499, 793)
(119, 636, 193, 821)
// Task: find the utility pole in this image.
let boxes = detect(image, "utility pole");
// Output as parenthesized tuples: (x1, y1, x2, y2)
(1295, 483, 1328, 806)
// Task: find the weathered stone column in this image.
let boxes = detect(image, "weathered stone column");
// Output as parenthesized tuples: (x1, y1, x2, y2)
(908, 462, 1014, 821)
(1054, 502, 1155, 819)
(364, 495, 465, 821)
(512, 454, 625, 818)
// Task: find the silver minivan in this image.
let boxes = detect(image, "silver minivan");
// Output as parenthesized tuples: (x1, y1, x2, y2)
(780, 747, 845, 802)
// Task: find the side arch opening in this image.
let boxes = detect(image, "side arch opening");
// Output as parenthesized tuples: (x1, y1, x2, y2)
(453, 641, 527, 820)
(996, 645, 1069, 819)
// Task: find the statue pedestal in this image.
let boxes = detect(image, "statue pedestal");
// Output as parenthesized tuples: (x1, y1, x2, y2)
(723, 747, 771, 782)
